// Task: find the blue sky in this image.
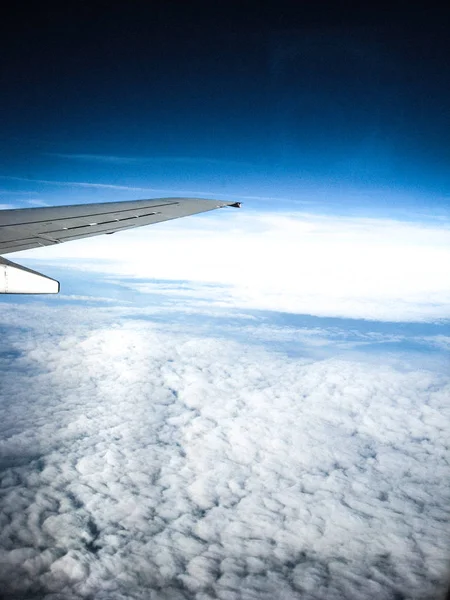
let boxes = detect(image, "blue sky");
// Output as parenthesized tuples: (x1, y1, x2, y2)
(1, 6, 449, 221)
(0, 5, 449, 599)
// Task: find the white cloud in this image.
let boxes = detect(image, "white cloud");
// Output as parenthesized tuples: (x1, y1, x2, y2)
(14, 210, 450, 322)
(420, 335, 450, 351)
(54, 294, 132, 304)
(0, 303, 449, 599)
(26, 199, 51, 207)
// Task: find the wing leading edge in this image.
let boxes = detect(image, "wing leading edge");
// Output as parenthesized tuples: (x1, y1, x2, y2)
(0, 197, 240, 294)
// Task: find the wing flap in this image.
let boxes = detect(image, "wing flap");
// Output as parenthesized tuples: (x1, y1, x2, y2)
(0, 237, 56, 253)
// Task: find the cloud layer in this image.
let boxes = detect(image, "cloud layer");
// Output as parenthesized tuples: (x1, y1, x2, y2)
(13, 210, 450, 322)
(0, 303, 449, 599)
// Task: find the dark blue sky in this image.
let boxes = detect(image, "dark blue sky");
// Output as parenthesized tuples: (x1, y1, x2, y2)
(1, 3, 449, 215)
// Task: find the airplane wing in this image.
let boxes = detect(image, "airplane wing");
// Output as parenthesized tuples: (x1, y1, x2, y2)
(0, 197, 240, 294)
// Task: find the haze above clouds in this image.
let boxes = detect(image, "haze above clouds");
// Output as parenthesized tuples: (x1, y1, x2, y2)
(14, 209, 450, 322)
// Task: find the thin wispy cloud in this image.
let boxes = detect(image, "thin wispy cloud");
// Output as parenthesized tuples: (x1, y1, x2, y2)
(0, 175, 155, 192)
(24, 199, 51, 207)
(0, 175, 304, 204)
(0, 189, 37, 195)
(46, 152, 258, 169)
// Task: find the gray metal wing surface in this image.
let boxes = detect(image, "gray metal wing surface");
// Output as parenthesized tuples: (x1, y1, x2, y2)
(0, 197, 240, 293)
(0, 197, 239, 255)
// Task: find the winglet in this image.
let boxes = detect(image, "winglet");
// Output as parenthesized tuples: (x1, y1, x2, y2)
(229, 202, 242, 208)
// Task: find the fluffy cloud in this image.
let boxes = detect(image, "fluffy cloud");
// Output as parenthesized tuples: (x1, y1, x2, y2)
(12, 210, 450, 322)
(0, 303, 449, 599)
